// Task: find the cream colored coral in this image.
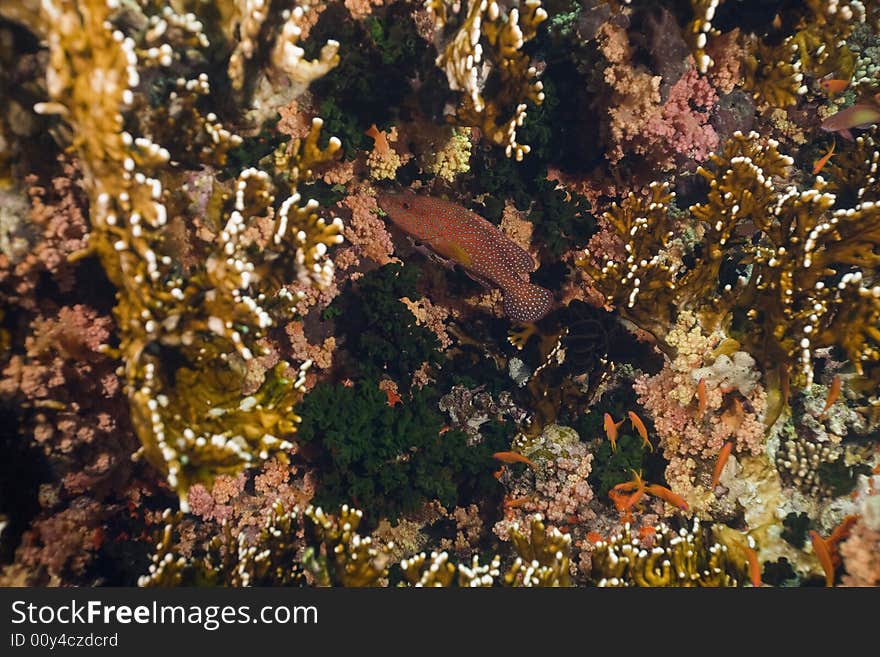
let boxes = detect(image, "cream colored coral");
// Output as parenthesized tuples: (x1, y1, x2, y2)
(424, 127, 472, 181)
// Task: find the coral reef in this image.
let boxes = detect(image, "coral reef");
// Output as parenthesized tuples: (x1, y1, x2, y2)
(1, 0, 878, 590)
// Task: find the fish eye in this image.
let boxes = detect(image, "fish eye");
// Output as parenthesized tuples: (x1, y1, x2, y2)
(402, 202, 410, 210)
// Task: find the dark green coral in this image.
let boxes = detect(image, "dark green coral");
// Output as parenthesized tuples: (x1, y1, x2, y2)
(781, 512, 811, 548)
(305, 4, 443, 158)
(295, 380, 506, 521)
(328, 262, 441, 385)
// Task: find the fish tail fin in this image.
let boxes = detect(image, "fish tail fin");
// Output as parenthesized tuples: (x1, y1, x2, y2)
(502, 279, 553, 323)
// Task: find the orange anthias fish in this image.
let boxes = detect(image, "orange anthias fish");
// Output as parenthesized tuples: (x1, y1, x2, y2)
(603, 412, 624, 452)
(644, 484, 689, 511)
(378, 192, 554, 322)
(627, 411, 653, 451)
(383, 386, 402, 407)
(828, 515, 859, 550)
(744, 543, 763, 587)
(819, 374, 841, 418)
(809, 530, 836, 587)
(493, 451, 538, 470)
(812, 140, 835, 175)
(711, 441, 734, 489)
(819, 78, 850, 95)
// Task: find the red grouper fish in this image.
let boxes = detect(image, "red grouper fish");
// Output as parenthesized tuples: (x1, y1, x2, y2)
(378, 192, 554, 322)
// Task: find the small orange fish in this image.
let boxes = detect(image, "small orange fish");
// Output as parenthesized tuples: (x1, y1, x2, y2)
(493, 465, 506, 479)
(493, 451, 538, 470)
(607, 488, 628, 511)
(645, 484, 689, 511)
(609, 488, 645, 513)
(604, 413, 624, 452)
(621, 488, 646, 512)
(611, 469, 645, 494)
(819, 78, 850, 95)
(828, 514, 859, 549)
(609, 471, 646, 513)
(812, 140, 836, 175)
(819, 375, 841, 418)
(809, 530, 835, 587)
(384, 387, 402, 407)
(627, 411, 653, 451)
(695, 378, 708, 417)
(744, 544, 763, 587)
(712, 441, 734, 489)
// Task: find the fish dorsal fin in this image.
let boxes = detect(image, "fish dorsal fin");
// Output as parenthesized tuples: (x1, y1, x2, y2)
(496, 234, 536, 273)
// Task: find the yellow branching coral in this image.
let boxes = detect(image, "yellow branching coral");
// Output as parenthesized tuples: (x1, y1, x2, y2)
(271, 5, 340, 85)
(140, 503, 576, 588)
(821, 128, 879, 204)
(400, 551, 456, 586)
(399, 516, 571, 587)
(581, 130, 880, 385)
(140, 502, 304, 587)
(743, 38, 807, 109)
(503, 513, 572, 586)
(580, 182, 680, 338)
(697, 132, 880, 384)
(141, 503, 393, 588)
(3, 0, 343, 507)
(225, 1, 339, 92)
(686, 0, 721, 74)
(789, 0, 862, 80)
(302, 505, 392, 586)
(742, 0, 864, 108)
(400, 552, 501, 587)
(591, 520, 746, 587)
(426, 0, 547, 160)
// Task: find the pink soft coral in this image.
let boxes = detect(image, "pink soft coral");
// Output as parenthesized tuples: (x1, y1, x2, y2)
(598, 22, 718, 169)
(632, 313, 767, 500)
(641, 68, 719, 165)
(840, 478, 880, 587)
(1, 158, 88, 308)
(341, 188, 395, 266)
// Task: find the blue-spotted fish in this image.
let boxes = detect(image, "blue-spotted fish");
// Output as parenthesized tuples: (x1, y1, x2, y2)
(378, 192, 553, 322)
